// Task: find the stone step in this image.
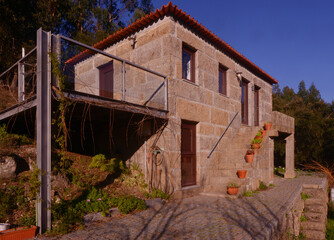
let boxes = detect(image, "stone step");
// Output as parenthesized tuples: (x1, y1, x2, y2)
(304, 204, 327, 215)
(302, 189, 327, 199)
(301, 221, 326, 232)
(303, 212, 327, 224)
(301, 230, 325, 240)
(305, 198, 327, 206)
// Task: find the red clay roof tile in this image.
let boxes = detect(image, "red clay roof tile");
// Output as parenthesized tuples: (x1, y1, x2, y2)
(66, 1, 277, 84)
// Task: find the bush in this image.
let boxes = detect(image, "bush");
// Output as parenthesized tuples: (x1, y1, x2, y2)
(117, 196, 146, 214)
(89, 154, 127, 174)
(259, 181, 268, 190)
(144, 188, 170, 200)
(0, 124, 32, 148)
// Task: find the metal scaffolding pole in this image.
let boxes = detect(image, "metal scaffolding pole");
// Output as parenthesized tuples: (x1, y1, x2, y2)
(36, 28, 52, 233)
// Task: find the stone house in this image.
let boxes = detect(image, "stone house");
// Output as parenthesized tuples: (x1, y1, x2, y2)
(67, 2, 295, 197)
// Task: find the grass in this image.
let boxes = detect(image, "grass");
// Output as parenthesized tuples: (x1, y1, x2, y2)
(300, 215, 307, 222)
(327, 204, 334, 239)
(301, 192, 310, 201)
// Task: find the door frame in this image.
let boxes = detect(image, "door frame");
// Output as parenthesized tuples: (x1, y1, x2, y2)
(181, 120, 197, 187)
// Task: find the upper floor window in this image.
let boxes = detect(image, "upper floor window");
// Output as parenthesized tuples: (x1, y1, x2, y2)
(182, 45, 195, 82)
(219, 65, 227, 95)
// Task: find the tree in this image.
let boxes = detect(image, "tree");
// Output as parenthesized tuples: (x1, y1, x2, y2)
(0, 0, 154, 72)
(273, 80, 334, 167)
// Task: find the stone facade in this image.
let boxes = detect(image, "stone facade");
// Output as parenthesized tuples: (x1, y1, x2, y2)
(73, 14, 295, 197)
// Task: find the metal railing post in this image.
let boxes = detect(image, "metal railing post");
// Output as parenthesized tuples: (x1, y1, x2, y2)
(122, 61, 125, 101)
(36, 28, 52, 233)
(18, 48, 25, 102)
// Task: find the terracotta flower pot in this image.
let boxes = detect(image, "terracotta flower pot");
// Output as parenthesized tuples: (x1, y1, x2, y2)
(246, 154, 254, 163)
(0, 225, 37, 240)
(252, 143, 261, 149)
(237, 170, 247, 179)
(255, 136, 263, 139)
(227, 187, 239, 195)
(264, 123, 272, 130)
(261, 130, 266, 136)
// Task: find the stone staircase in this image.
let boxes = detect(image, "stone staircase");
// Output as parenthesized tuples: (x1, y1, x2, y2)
(300, 183, 328, 240)
(202, 125, 266, 196)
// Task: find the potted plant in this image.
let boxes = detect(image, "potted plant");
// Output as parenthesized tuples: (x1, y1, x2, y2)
(245, 149, 255, 163)
(264, 122, 272, 130)
(237, 170, 247, 179)
(255, 131, 262, 139)
(260, 129, 266, 136)
(0, 225, 37, 240)
(251, 138, 262, 149)
(227, 182, 240, 195)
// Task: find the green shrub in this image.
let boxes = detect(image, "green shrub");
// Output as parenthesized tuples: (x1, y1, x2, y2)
(18, 214, 36, 227)
(0, 124, 32, 148)
(252, 138, 262, 144)
(301, 192, 310, 201)
(300, 215, 307, 222)
(117, 195, 146, 214)
(144, 188, 170, 200)
(243, 191, 254, 197)
(259, 181, 268, 190)
(89, 154, 127, 174)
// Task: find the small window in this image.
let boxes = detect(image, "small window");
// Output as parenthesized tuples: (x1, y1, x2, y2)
(182, 45, 195, 82)
(219, 65, 227, 95)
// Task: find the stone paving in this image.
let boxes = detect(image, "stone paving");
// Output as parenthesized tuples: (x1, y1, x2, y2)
(38, 173, 326, 240)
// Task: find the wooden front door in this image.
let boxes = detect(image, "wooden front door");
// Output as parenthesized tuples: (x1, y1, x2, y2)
(99, 62, 113, 98)
(181, 121, 196, 187)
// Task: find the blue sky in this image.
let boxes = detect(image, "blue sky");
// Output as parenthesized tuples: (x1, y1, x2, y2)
(152, 0, 334, 103)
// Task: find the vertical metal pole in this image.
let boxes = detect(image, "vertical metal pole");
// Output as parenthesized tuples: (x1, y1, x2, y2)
(18, 48, 25, 102)
(164, 77, 168, 111)
(122, 61, 125, 101)
(36, 28, 52, 233)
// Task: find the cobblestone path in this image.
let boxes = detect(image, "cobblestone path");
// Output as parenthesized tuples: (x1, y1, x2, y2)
(39, 174, 326, 240)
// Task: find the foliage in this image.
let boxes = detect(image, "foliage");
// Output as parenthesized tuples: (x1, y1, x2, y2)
(300, 215, 307, 222)
(259, 181, 268, 190)
(327, 203, 334, 239)
(89, 154, 127, 174)
(18, 214, 36, 227)
(117, 195, 146, 214)
(51, 187, 146, 234)
(273, 81, 334, 167)
(246, 149, 255, 155)
(0, 0, 154, 73)
(0, 185, 28, 223)
(144, 188, 170, 200)
(274, 166, 285, 176)
(252, 138, 262, 144)
(227, 182, 240, 188)
(301, 192, 310, 201)
(0, 124, 33, 149)
(116, 165, 147, 189)
(304, 160, 334, 187)
(243, 191, 254, 197)
(256, 132, 262, 137)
